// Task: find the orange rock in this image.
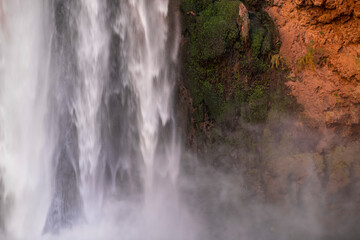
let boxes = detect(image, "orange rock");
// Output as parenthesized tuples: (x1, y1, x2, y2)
(266, 0, 360, 138)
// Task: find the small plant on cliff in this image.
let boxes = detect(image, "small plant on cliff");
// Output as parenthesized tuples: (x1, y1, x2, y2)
(296, 46, 315, 72)
(270, 54, 284, 69)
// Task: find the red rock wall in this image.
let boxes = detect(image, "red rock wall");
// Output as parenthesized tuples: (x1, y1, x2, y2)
(267, 0, 360, 138)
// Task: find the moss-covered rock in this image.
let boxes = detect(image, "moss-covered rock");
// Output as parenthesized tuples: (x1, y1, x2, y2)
(247, 85, 268, 122)
(190, 0, 241, 60)
(180, 0, 289, 152)
(181, 0, 213, 14)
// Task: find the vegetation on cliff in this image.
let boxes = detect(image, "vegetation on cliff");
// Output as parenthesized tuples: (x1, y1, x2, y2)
(179, 1, 360, 237)
(180, 0, 298, 150)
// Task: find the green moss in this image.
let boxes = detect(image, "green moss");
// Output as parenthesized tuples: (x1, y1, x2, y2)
(201, 80, 225, 119)
(261, 30, 272, 55)
(261, 12, 277, 53)
(234, 41, 245, 53)
(234, 87, 246, 103)
(247, 85, 268, 122)
(250, 24, 272, 58)
(182, 0, 243, 122)
(181, 0, 213, 13)
(193, 106, 205, 122)
(182, 0, 287, 132)
(194, 0, 241, 60)
(247, 11, 279, 73)
(217, 83, 225, 95)
(251, 28, 266, 58)
(250, 28, 267, 72)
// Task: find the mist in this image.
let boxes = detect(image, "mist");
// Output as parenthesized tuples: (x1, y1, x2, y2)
(178, 111, 360, 240)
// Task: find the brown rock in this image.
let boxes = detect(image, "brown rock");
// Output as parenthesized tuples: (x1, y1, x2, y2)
(354, 2, 360, 18)
(186, 11, 196, 16)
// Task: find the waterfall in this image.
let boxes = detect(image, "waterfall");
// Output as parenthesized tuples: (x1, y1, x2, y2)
(0, 0, 52, 238)
(0, 0, 197, 239)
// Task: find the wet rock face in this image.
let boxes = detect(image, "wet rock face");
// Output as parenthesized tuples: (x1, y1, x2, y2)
(266, 0, 360, 138)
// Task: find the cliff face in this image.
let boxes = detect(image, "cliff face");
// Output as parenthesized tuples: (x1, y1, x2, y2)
(267, 0, 360, 138)
(179, 0, 360, 237)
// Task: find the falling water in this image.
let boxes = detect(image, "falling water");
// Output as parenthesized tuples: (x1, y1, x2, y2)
(0, 0, 52, 238)
(0, 0, 197, 239)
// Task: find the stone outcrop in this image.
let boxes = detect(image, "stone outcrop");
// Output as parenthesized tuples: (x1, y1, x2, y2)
(237, 2, 250, 43)
(266, 0, 360, 138)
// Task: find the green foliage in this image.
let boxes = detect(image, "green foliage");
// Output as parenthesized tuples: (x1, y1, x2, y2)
(262, 12, 277, 53)
(197, 15, 229, 59)
(193, 106, 205, 122)
(193, 0, 241, 60)
(251, 28, 266, 58)
(217, 83, 224, 95)
(181, 0, 213, 13)
(249, 12, 276, 73)
(252, 56, 268, 73)
(234, 87, 247, 103)
(182, 0, 242, 121)
(200, 81, 225, 119)
(181, 0, 286, 129)
(248, 85, 268, 122)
